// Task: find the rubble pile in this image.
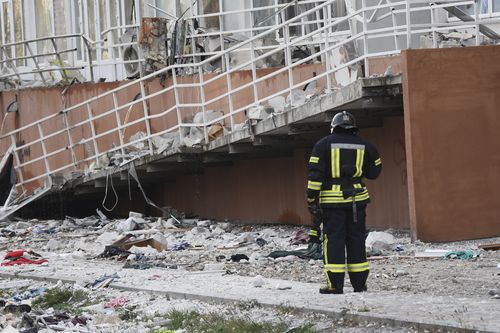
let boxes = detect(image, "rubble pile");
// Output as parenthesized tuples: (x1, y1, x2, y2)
(0, 212, 499, 332)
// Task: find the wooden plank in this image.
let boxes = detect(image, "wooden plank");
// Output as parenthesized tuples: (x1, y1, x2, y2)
(478, 243, 500, 251)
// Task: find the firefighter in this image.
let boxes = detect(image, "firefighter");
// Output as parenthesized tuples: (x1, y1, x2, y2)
(307, 111, 382, 294)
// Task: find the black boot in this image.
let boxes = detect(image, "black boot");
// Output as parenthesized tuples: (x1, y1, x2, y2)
(348, 271, 369, 292)
(320, 272, 344, 294)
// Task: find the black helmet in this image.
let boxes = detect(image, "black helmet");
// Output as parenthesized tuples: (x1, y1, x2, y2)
(330, 111, 357, 132)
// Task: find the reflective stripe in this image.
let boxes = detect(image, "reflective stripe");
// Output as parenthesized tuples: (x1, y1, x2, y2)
(374, 158, 382, 166)
(309, 230, 318, 237)
(320, 183, 369, 204)
(354, 148, 365, 177)
(325, 263, 346, 273)
(323, 234, 329, 264)
(307, 197, 315, 203)
(331, 148, 340, 178)
(309, 156, 319, 164)
(331, 143, 365, 150)
(307, 181, 322, 191)
(347, 262, 370, 272)
(320, 193, 370, 204)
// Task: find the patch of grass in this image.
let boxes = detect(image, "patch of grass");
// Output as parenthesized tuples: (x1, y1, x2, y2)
(235, 299, 260, 311)
(276, 304, 301, 316)
(164, 310, 319, 333)
(117, 305, 140, 322)
(32, 288, 88, 314)
(356, 306, 371, 312)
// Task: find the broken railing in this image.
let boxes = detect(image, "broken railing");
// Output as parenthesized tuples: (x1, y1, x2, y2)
(181, 0, 350, 64)
(1, 0, 499, 203)
(0, 34, 94, 87)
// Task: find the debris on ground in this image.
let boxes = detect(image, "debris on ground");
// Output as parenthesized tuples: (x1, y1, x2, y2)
(0, 213, 499, 332)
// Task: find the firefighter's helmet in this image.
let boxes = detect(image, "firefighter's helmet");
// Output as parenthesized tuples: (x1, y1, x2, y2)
(330, 111, 357, 133)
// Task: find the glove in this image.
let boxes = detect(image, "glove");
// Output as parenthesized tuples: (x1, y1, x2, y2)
(308, 207, 322, 244)
(308, 203, 322, 219)
(308, 225, 322, 243)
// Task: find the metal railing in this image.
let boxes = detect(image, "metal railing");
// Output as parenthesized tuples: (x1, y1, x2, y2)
(0, 34, 94, 87)
(1, 0, 499, 200)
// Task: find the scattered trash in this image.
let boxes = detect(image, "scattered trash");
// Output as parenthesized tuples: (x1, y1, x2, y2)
(255, 238, 268, 247)
(71, 315, 89, 326)
(479, 243, 500, 251)
(445, 250, 480, 260)
(1, 250, 48, 266)
(171, 240, 191, 251)
(90, 273, 119, 290)
(230, 254, 250, 262)
(268, 243, 322, 260)
(12, 287, 47, 302)
(104, 296, 129, 309)
(290, 229, 309, 245)
(365, 231, 396, 251)
(394, 244, 405, 252)
(414, 249, 449, 258)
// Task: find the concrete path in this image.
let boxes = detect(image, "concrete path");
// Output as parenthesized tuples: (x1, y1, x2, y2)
(0, 257, 498, 333)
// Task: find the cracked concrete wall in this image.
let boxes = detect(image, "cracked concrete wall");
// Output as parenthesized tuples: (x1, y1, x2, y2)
(403, 45, 500, 241)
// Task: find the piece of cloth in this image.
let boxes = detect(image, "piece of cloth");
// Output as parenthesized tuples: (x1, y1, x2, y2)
(171, 240, 191, 251)
(71, 316, 88, 326)
(268, 243, 323, 260)
(13, 287, 47, 302)
(307, 131, 382, 208)
(230, 254, 249, 262)
(2, 250, 47, 266)
(104, 296, 129, 309)
(90, 273, 119, 289)
(322, 206, 370, 292)
(1, 257, 48, 266)
(99, 246, 131, 259)
(290, 229, 310, 245)
(445, 250, 479, 260)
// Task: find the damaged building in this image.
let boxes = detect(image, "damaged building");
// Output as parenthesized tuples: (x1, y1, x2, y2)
(1, 0, 500, 242)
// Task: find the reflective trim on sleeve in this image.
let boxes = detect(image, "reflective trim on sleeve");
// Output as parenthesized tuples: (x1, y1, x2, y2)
(309, 230, 318, 237)
(347, 262, 370, 272)
(307, 181, 322, 191)
(309, 156, 319, 164)
(374, 158, 382, 166)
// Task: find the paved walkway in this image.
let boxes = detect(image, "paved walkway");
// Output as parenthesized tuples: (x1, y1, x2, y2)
(0, 256, 498, 333)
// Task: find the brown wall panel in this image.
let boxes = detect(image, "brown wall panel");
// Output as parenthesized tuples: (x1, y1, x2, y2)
(152, 154, 309, 224)
(362, 117, 409, 229)
(403, 46, 500, 241)
(368, 55, 402, 76)
(149, 121, 409, 229)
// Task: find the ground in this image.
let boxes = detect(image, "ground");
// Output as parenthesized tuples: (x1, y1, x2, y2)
(0, 215, 499, 332)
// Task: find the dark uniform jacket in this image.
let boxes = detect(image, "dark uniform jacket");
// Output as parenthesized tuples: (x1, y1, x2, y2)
(307, 131, 382, 208)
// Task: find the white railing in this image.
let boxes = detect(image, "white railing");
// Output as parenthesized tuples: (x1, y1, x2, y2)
(1, 0, 499, 200)
(0, 34, 95, 87)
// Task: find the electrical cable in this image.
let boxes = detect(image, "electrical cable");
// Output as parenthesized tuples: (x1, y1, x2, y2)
(102, 168, 119, 211)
